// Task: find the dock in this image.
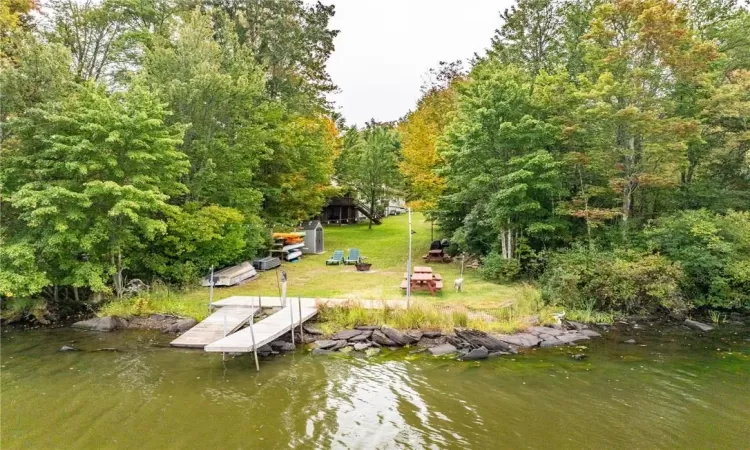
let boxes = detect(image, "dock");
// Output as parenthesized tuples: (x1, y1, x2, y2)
(169, 306, 258, 348)
(205, 303, 318, 353)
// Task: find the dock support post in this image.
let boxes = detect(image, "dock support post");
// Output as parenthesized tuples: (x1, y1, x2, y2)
(208, 265, 214, 315)
(222, 311, 227, 361)
(289, 296, 295, 346)
(298, 296, 303, 343)
(248, 316, 259, 372)
(258, 295, 262, 310)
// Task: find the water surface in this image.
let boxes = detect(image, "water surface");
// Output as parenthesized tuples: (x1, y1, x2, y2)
(2, 325, 749, 449)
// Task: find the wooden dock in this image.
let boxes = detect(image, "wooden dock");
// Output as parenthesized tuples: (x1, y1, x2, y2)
(204, 303, 318, 353)
(169, 306, 258, 348)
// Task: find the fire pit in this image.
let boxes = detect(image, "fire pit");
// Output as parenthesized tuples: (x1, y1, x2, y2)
(355, 262, 372, 272)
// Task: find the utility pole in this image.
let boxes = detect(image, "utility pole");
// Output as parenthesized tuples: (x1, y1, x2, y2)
(407, 208, 412, 308)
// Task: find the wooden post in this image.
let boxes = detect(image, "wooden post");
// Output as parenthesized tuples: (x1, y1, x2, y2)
(258, 295, 262, 310)
(289, 295, 295, 346)
(248, 316, 259, 372)
(407, 208, 413, 309)
(222, 311, 227, 361)
(208, 266, 214, 315)
(298, 296, 303, 342)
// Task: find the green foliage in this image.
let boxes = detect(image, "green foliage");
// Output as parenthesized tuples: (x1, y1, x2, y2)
(646, 209, 750, 308)
(142, 203, 257, 285)
(5, 82, 187, 296)
(479, 252, 522, 283)
(337, 124, 401, 228)
(541, 247, 685, 313)
(0, 242, 50, 299)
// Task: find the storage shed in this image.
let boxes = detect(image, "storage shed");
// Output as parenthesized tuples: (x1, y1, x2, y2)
(301, 220, 324, 254)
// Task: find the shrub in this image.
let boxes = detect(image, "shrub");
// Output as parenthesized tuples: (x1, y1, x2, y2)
(478, 251, 521, 282)
(646, 210, 750, 309)
(540, 247, 685, 313)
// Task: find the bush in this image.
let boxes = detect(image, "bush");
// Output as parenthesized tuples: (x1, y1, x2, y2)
(540, 247, 685, 314)
(478, 252, 521, 282)
(646, 210, 750, 309)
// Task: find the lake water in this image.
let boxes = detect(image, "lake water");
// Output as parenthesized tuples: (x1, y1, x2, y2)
(2, 324, 749, 449)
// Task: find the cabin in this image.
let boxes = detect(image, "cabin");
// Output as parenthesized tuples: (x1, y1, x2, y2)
(319, 194, 378, 224)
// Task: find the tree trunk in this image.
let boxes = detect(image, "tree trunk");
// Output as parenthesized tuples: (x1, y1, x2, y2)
(368, 190, 375, 230)
(73, 286, 80, 304)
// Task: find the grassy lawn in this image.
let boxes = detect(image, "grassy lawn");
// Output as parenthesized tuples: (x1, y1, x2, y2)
(101, 213, 533, 321)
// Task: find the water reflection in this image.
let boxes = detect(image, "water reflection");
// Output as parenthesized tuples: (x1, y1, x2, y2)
(1, 328, 749, 450)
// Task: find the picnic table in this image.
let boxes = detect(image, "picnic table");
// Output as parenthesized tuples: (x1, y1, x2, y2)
(400, 269, 443, 295)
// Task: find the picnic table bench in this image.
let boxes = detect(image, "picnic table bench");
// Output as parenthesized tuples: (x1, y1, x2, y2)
(400, 270, 443, 295)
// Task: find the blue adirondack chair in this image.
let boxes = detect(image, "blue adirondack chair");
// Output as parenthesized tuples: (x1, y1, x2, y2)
(345, 248, 361, 265)
(326, 249, 344, 265)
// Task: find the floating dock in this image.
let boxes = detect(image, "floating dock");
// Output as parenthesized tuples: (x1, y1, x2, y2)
(205, 304, 318, 353)
(169, 306, 258, 348)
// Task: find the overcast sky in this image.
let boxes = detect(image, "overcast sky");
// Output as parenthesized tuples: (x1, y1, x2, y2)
(322, 0, 512, 126)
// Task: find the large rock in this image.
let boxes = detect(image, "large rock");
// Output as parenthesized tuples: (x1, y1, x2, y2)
(556, 332, 590, 344)
(72, 316, 126, 332)
(313, 339, 338, 349)
(498, 333, 541, 348)
(331, 340, 349, 351)
(454, 329, 512, 352)
(527, 326, 565, 337)
(381, 327, 417, 345)
(684, 319, 714, 332)
(457, 346, 489, 361)
(348, 333, 371, 342)
(406, 331, 423, 342)
(581, 329, 601, 338)
(356, 325, 380, 331)
(270, 340, 288, 350)
(428, 343, 457, 356)
(540, 338, 564, 347)
(174, 318, 197, 333)
(371, 329, 398, 346)
(353, 342, 371, 351)
(422, 331, 442, 339)
(303, 325, 323, 335)
(332, 329, 363, 340)
(566, 320, 588, 331)
(278, 342, 296, 352)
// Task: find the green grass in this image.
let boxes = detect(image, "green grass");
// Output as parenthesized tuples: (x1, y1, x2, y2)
(99, 213, 536, 325)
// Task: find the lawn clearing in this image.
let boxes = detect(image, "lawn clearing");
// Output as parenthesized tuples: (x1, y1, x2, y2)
(101, 213, 536, 322)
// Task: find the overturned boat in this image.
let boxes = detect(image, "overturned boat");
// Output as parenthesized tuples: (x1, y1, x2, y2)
(201, 261, 258, 287)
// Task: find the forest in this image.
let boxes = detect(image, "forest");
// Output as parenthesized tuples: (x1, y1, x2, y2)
(1, 0, 749, 322)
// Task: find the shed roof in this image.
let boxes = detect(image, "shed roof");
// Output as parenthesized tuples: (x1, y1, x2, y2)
(302, 220, 321, 230)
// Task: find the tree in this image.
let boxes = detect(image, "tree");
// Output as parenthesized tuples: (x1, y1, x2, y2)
(490, 0, 564, 77)
(578, 0, 717, 226)
(4, 83, 187, 298)
(398, 62, 462, 211)
(338, 124, 401, 229)
(200, 0, 339, 112)
(438, 62, 561, 256)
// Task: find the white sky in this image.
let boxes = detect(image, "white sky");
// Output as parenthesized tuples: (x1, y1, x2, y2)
(322, 0, 512, 126)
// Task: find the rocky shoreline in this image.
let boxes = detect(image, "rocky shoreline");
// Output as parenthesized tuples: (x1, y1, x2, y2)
(71, 314, 197, 333)
(64, 312, 725, 361)
(303, 321, 603, 360)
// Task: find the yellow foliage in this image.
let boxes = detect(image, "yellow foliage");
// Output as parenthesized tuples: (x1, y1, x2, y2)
(0, 0, 35, 36)
(398, 85, 457, 210)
